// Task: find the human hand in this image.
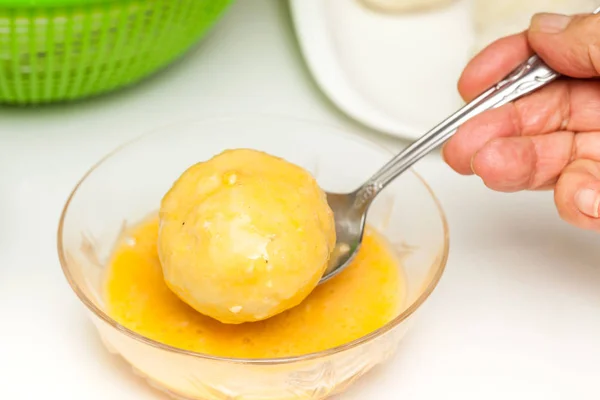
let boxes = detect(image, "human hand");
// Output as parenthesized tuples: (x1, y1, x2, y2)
(443, 12, 600, 232)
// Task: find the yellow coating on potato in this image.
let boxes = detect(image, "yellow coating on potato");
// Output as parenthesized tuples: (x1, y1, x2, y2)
(158, 149, 336, 324)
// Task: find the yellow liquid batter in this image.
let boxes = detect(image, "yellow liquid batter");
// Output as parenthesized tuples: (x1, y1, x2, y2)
(105, 216, 405, 359)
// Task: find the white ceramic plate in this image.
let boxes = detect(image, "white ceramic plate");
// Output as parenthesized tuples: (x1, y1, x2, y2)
(289, 0, 474, 140)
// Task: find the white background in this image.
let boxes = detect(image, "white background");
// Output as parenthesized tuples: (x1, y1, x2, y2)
(1, 1, 599, 399)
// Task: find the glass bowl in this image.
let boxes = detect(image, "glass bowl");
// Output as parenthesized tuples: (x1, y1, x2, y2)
(57, 115, 449, 400)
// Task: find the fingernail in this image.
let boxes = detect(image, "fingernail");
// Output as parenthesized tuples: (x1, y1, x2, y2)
(530, 13, 572, 34)
(575, 188, 600, 218)
(469, 155, 477, 175)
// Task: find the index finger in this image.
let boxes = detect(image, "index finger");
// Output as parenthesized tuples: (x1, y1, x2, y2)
(458, 32, 533, 101)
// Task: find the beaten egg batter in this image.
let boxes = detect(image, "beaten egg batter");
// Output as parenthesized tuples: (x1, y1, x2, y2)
(105, 216, 405, 359)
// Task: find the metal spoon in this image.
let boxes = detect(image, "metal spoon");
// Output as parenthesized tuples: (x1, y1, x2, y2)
(320, 51, 564, 284)
(322, 4, 600, 284)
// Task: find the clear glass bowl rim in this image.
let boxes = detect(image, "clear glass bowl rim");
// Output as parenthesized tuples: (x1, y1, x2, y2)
(57, 114, 450, 365)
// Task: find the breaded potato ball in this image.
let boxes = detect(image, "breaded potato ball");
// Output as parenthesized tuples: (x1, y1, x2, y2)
(158, 149, 336, 324)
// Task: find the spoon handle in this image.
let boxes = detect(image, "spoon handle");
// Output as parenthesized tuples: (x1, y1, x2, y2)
(355, 54, 559, 209)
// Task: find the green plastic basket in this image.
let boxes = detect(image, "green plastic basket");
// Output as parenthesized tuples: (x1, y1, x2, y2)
(0, 0, 233, 104)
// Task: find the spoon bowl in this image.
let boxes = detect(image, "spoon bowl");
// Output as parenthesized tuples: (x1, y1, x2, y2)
(321, 191, 365, 283)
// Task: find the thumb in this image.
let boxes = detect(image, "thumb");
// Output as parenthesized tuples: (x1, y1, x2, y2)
(555, 159, 600, 232)
(528, 12, 600, 78)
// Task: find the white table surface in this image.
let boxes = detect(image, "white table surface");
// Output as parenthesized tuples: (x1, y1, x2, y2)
(1, 1, 599, 399)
